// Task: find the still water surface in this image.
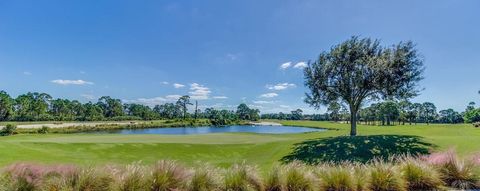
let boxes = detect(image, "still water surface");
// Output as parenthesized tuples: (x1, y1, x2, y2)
(100, 125, 325, 135)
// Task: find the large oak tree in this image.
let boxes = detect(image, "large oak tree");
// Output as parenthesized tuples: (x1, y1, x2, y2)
(304, 36, 424, 136)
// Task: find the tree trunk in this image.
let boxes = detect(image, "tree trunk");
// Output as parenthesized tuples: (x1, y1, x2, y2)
(350, 111, 357, 136)
(194, 101, 198, 120)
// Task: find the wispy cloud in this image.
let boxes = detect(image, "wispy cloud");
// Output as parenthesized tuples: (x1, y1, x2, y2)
(189, 83, 211, 100)
(124, 95, 181, 107)
(253, 100, 275, 104)
(23, 71, 32, 75)
(80, 94, 96, 100)
(293, 62, 307, 69)
(279, 62, 291, 70)
(173, 83, 185, 88)
(51, 79, 94, 85)
(162, 81, 169, 85)
(165, 94, 182, 100)
(266, 83, 296, 91)
(213, 96, 228, 99)
(259, 93, 278, 98)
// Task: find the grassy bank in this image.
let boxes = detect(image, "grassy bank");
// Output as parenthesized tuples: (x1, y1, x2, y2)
(0, 121, 479, 172)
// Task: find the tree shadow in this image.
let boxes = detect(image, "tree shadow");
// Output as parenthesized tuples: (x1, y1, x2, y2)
(281, 135, 436, 164)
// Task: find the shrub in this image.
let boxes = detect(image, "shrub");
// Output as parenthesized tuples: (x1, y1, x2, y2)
(317, 164, 356, 191)
(368, 161, 406, 191)
(474, 122, 480, 128)
(37, 126, 50, 134)
(149, 160, 190, 191)
(224, 163, 263, 191)
(264, 166, 283, 191)
(400, 157, 443, 191)
(1, 124, 17, 136)
(283, 162, 315, 191)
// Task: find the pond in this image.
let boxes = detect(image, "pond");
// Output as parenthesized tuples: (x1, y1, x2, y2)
(98, 125, 325, 135)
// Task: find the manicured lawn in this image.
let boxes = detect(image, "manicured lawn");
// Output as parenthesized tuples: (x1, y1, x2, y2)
(0, 120, 479, 171)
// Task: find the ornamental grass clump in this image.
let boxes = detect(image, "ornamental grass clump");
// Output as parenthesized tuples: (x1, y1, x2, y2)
(189, 165, 221, 191)
(400, 156, 443, 191)
(1, 163, 78, 191)
(149, 160, 190, 191)
(283, 162, 315, 191)
(264, 165, 284, 191)
(368, 160, 406, 191)
(77, 167, 115, 191)
(429, 151, 480, 190)
(115, 163, 148, 191)
(317, 163, 357, 191)
(224, 163, 263, 191)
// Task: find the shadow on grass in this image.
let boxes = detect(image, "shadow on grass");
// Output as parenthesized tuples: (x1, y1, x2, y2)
(281, 135, 436, 164)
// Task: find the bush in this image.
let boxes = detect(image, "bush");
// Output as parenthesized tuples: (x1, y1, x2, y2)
(474, 122, 480, 128)
(37, 126, 50, 134)
(0, 124, 17, 136)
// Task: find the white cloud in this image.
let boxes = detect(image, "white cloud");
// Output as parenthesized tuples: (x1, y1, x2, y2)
(173, 83, 185, 88)
(259, 93, 278, 98)
(266, 83, 296, 91)
(293, 62, 307, 69)
(23, 71, 32, 75)
(51, 79, 94, 85)
(80, 94, 96, 100)
(162, 81, 169, 85)
(189, 83, 211, 100)
(213, 96, 228, 99)
(279, 105, 290, 108)
(253, 100, 275, 104)
(165, 94, 182, 100)
(279, 62, 291, 70)
(124, 95, 181, 107)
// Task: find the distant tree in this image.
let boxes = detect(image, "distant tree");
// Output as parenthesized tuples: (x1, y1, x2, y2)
(176, 96, 192, 120)
(422, 102, 437, 125)
(398, 100, 412, 125)
(290, 109, 303, 120)
(236, 103, 251, 120)
(439, 109, 463, 124)
(14, 92, 52, 121)
(0, 91, 14, 121)
(82, 102, 104, 121)
(327, 102, 341, 122)
(304, 37, 424, 136)
(97, 96, 124, 118)
(124, 103, 155, 120)
(379, 101, 400, 126)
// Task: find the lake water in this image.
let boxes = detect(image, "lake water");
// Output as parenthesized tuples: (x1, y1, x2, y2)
(103, 125, 325, 135)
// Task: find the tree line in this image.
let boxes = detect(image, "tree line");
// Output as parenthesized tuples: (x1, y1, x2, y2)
(0, 91, 260, 123)
(261, 98, 480, 125)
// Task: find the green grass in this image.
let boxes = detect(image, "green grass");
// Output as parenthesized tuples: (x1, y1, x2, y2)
(0, 120, 479, 172)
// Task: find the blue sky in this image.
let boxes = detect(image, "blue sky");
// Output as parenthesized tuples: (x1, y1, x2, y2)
(0, 0, 479, 113)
